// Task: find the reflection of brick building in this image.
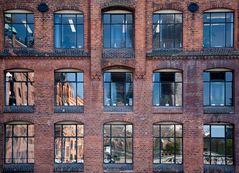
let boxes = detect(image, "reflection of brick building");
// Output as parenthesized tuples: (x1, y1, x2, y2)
(0, 0, 239, 173)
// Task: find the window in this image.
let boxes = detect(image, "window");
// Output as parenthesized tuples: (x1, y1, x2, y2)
(103, 10, 133, 48)
(153, 70, 182, 106)
(203, 9, 233, 48)
(4, 10, 34, 48)
(55, 70, 84, 106)
(153, 123, 183, 164)
(5, 123, 34, 163)
(5, 70, 34, 106)
(54, 11, 84, 48)
(104, 122, 133, 164)
(54, 123, 84, 163)
(203, 69, 233, 106)
(153, 11, 182, 49)
(104, 70, 133, 107)
(204, 124, 233, 165)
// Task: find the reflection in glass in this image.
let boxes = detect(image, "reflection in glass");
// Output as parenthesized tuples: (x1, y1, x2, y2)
(4, 13, 34, 48)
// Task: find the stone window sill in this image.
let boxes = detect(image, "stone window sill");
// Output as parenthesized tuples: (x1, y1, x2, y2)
(152, 106, 183, 114)
(104, 163, 133, 171)
(104, 106, 133, 112)
(153, 164, 183, 172)
(203, 106, 234, 114)
(4, 106, 35, 113)
(54, 163, 84, 172)
(204, 165, 234, 173)
(103, 48, 135, 58)
(3, 163, 34, 172)
(54, 106, 84, 113)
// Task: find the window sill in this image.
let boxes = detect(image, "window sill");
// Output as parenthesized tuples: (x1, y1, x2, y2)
(3, 163, 34, 172)
(54, 106, 84, 113)
(54, 163, 84, 172)
(152, 106, 183, 114)
(204, 165, 234, 173)
(104, 164, 133, 171)
(103, 48, 135, 58)
(104, 106, 133, 112)
(153, 164, 183, 172)
(203, 106, 234, 114)
(4, 106, 35, 113)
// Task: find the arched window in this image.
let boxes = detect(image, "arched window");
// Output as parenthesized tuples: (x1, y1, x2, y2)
(5, 69, 34, 106)
(203, 68, 233, 106)
(152, 69, 182, 107)
(103, 10, 133, 48)
(204, 123, 233, 165)
(54, 10, 84, 48)
(153, 10, 182, 49)
(4, 10, 34, 48)
(203, 9, 233, 48)
(153, 122, 183, 164)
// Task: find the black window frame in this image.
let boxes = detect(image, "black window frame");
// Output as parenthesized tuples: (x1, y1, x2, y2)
(203, 124, 234, 165)
(152, 71, 183, 107)
(4, 12, 34, 48)
(203, 70, 233, 107)
(54, 70, 84, 106)
(103, 123, 133, 164)
(153, 123, 183, 164)
(203, 11, 234, 48)
(103, 72, 133, 107)
(54, 123, 84, 164)
(4, 70, 34, 106)
(152, 13, 183, 49)
(4, 123, 34, 164)
(54, 13, 84, 49)
(103, 12, 134, 49)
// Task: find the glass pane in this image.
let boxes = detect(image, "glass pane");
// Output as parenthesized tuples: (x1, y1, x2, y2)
(55, 138, 62, 163)
(5, 138, 12, 163)
(175, 125, 182, 137)
(4, 23, 13, 47)
(226, 83, 232, 106)
(103, 25, 110, 48)
(226, 23, 233, 47)
(111, 138, 125, 163)
(204, 155, 210, 164)
(28, 138, 34, 163)
(12, 14, 26, 23)
(126, 138, 132, 163)
(211, 139, 225, 156)
(13, 82, 28, 106)
(111, 15, 124, 24)
(126, 24, 133, 48)
(126, 125, 132, 137)
(28, 80, 34, 106)
(104, 83, 111, 106)
(13, 23, 27, 47)
(153, 73, 160, 82)
(203, 13, 210, 23)
(111, 25, 125, 48)
(77, 73, 83, 82)
(175, 138, 183, 164)
(77, 15, 83, 24)
(153, 24, 160, 49)
(175, 23, 182, 48)
(211, 13, 225, 23)
(104, 73, 111, 82)
(62, 24, 76, 48)
(77, 83, 84, 105)
(160, 83, 174, 106)
(204, 138, 210, 155)
(175, 83, 182, 106)
(203, 24, 210, 47)
(211, 82, 224, 106)
(161, 73, 175, 82)
(226, 125, 233, 138)
(56, 82, 63, 105)
(63, 125, 76, 136)
(211, 157, 225, 165)
(28, 125, 34, 136)
(175, 14, 182, 23)
(13, 137, 27, 163)
(126, 14, 132, 24)
(125, 83, 133, 106)
(160, 14, 174, 24)
(203, 72, 210, 81)
(161, 138, 175, 164)
(112, 125, 125, 137)
(62, 15, 76, 24)
(153, 83, 160, 106)
(14, 125, 27, 136)
(63, 73, 76, 81)
(211, 125, 225, 137)
(63, 82, 76, 106)
(112, 82, 124, 106)
(226, 157, 233, 165)
(204, 83, 209, 106)
(161, 125, 174, 137)
(225, 72, 232, 81)
(211, 23, 225, 47)
(153, 138, 160, 163)
(55, 125, 62, 137)
(104, 137, 111, 163)
(160, 24, 174, 48)
(103, 14, 110, 24)
(54, 24, 61, 48)
(6, 125, 12, 137)
(77, 25, 84, 48)
(4, 13, 12, 23)
(153, 14, 159, 23)
(203, 125, 210, 137)
(226, 139, 233, 156)
(104, 125, 111, 137)
(77, 138, 84, 163)
(226, 13, 233, 22)
(175, 73, 182, 82)
(62, 138, 76, 163)
(77, 125, 84, 137)
(153, 125, 160, 137)
(54, 14, 61, 24)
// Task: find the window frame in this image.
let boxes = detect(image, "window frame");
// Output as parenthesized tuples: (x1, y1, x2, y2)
(203, 124, 234, 165)
(153, 123, 183, 165)
(203, 11, 234, 48)
(54, 12, 84, 49)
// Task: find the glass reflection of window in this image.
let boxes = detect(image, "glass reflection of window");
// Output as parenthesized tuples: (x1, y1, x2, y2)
(54, 13, 84, 48)
(55, 71, 84, 106)
(104, 72, 133, 106)
(204, 124, 233, 165)
(5, 71, 34, 106)
(203, 12, 233, 48)
(153, 13, 182, 49)
(103, 123, 133, 164)
(54, 124, 84, 163)
(153, 123, 183, 164)
(4, 12, 34, 48)
(153, 71, 182, 106)
(203, 70, 233, 106)
(103, 12, 133, 48)
(5, 123, 34, 163)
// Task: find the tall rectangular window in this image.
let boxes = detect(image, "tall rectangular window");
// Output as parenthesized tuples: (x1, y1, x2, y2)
(153, 123, 183, 164)
(203, 11, 233, 48)
(153, 12, 182, 49)
(204, 124, 233, 165)
(54, 13, 84, 48)
(4, 12, 34, 48)
(5, 123, 34, 163)
(5, 71, 34, 106)
(104, 72, 133, 107)
(54, 70, 84, 106)
(153, 71, 182, 106)
(103, 11, 133, 48)
(203, 70, 233, 106)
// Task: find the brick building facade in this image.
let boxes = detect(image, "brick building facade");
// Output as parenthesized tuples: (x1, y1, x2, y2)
(0, 0, 239, 173)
